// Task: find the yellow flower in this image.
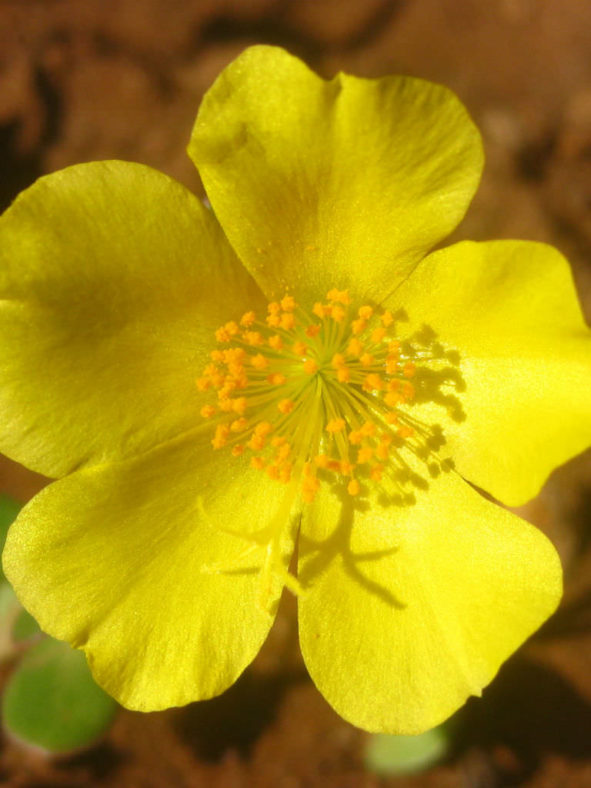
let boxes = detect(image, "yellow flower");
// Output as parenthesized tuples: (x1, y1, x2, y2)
(0, 46, 589, 734)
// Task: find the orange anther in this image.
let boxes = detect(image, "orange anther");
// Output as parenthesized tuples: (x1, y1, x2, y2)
(385, 391, 401, 407)
(280, 312, 295, 330)
(212, 424, 230, 449)
(219, 379, 236, 397)
(385, 354, 399, 374)
(305, 324, 321, 338)
(361, 421, 376, 437)
(364, 373, 383, 391)
(326, 418, 346, 433)
(200, 405, 216, 418)
(230, 417, 248, 432)
(227, 363, 245, 379)
(248, 433, 266, 450)
(302, 475, 320, 503)
(232, 397, 247, 415)
(279, 464, 292, 483)
(280, 294, 296, 312)
(347, 338, 363, 357)
(267, 373, 287, 386)
(268, 334, 283, 350)
(398, 425, 414, 439)
(403, 362, 416, 378)
(231, 445, 244, 457)
(303, 359, 318, 374)
(352, 318, 366, 335)
(240, 311, 256, 327)
(255, 421, 273, 436)
(277, 443, 291, 460)
(215, 327, 231, 343)
(331, 305, 346, 323)
(251, 353, 269, 370)
(376, 443, 390, 460)
(244, 331, 263, 346)
(360, 352, 374, 366)
(223, 347, 246, 364)
(357, 447, 374, 464)
(402, 381, 415, 400)
(381, 310, 394, 327)
(313, 302, 328, 319)
(371, 327, 386, 343)
(337, 367, 350, 383)
(278, 399, 295, 414)
(293, 341, 307, 355)
(347, 479, 361, 496)
(267, 302, 281, 314)
(326, 288, 350, 305)
(251, 456, 265, 470)
(370, 465, 384, 481)
(358, 305, 373, 320)
(266, 313, 281, 327)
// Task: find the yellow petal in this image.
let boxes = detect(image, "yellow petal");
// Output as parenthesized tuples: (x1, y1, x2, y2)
(0, 161, 264, 478)
(189, 45, 483, 306)
(389, 240, 591, 506)
(298, 471, 561, 734)
(3, 430, 296, 711)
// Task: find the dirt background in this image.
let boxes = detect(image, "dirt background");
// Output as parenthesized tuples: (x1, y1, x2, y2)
(1, 0, 591, 785)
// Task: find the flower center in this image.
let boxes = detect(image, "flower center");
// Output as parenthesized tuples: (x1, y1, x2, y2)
(197, 290, 463, 505)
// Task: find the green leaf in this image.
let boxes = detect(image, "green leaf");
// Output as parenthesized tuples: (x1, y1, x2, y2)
(12, 609, 41, 643)
(2, 637, 118, 754)
(0, 495, 22, 580)
(0, 494, 41, 651)
(0, 583, 22, 660)
(364, 725, 450, 776)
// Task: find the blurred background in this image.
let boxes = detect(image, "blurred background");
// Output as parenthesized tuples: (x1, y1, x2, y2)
(1, 0, 591, 785)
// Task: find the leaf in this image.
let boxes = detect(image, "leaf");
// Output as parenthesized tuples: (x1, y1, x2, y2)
(2, 637, 118, 754)
(0, 494, 40, 652)
(12, 609, 41, 643)
(0, 495, 22, 581)
(0, 583, 22, 660)
(364, 724, 450, 776)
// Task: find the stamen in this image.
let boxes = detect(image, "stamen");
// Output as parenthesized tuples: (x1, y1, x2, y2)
(198, 288, 464, 517)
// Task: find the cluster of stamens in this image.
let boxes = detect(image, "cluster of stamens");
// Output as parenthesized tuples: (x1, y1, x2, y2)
(197, 289, 459, 504)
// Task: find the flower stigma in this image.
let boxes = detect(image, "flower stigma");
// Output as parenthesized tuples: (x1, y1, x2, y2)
(197, 290, 465, 509)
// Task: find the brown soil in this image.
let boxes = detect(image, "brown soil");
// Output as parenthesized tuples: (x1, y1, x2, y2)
(1, 1, 591, 785)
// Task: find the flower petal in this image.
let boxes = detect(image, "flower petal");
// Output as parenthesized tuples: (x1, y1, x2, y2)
(298, 471, 561, 734)
(389, 240, 591, 506)
(189, 45, 483, 306)
(0, 161, 264, 477)
(3, 431, 296, 711)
